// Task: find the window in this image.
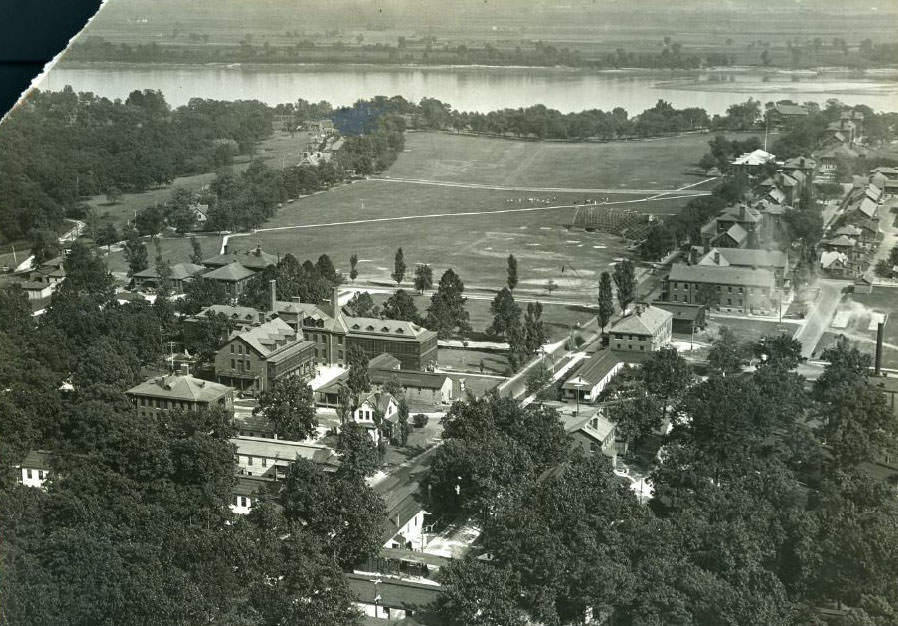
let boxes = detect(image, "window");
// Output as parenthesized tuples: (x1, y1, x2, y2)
(337, 336, 344, 345)
(230, 344, 234, 353)
(231, 359, 236, 369)
(261, 458, 267, 467)
(672, 282, 678, 288)
(640, 346, 645, 351)
(727, 298, 732, 305)
(247, 456, 254, 466)
(26, 469, 32, 479)
(727, 286, 732, 293)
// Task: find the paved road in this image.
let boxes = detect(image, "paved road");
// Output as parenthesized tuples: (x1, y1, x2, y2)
(793, 279, 844, 358)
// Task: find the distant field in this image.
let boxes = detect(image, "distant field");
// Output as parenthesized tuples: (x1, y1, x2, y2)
(390, 132, 721, 190)
(104, 131, 722, 295)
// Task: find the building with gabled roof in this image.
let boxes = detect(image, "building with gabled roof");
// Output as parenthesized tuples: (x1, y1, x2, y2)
(126, 365, 235, 418)
(561, 349, 628, 402)
(666, 263, 777, 314)
(18, 450, 52, 488)
(230, 475, 276, 515)
(561, 409, 617, 463)
(232, 437, 339, 478)
(653, 301, 708, 335)
(133, 262, 205, 292)
(608, 304, 672, 353)
(731, 149, 776, 168)
(201, 261, 257, 298)
(201, 245, 278, 271)
(214, 317, 316, 394)
(270, 283, 437, 370)
(819, 251, 851, 277)
(353, 391, 399, 444)
(698, 247, 789, 282)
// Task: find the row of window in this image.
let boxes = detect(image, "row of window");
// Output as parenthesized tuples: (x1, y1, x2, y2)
(135, 396, 198, 410)
(671, 282, 755, 295)
(25, 469, 47, 480)
(229, 343, 246, 355)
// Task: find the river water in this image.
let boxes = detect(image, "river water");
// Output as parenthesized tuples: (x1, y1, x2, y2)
(39, 63, 898, 114)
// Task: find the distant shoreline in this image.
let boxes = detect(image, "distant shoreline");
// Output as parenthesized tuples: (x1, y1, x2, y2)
(52, 59, 897, 78)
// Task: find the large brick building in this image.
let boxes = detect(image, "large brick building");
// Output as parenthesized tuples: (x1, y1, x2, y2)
(271, 283, 438, 371)
(214, 317, 316, 394)
(666, 263, 776, 314)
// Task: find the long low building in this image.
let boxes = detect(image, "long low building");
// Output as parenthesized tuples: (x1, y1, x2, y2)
(666, 263, 777, 314)
(232, 437, 339, 479)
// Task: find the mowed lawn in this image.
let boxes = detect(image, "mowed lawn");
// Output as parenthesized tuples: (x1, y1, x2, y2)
(105, 132, 719, 295)
(389, 131, 725, 190)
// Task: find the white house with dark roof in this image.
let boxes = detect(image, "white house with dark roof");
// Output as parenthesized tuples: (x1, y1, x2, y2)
(126, 365, 235, 418)
(18, 450, 52, 488)
(608, 305, 673, 354)
(667, 263, 777, 314)
(353, 391, 399, 444)
(561, 350, 627, 402)
(230, 475, 276, 515)
(561, 410, 617, 463)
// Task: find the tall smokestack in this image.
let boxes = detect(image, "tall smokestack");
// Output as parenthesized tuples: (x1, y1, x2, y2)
(332, 286, 342, 322)
(876, 322, 885, 376)
(269, 279, 277, 312)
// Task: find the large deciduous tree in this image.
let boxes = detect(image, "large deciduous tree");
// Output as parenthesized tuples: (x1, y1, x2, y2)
(707, 325, 748, 375)
(425, 268, 471, 338)
(413, 263, 433, 294)
(254, 376, 318, 441)
(382, 288, 419, 323)
(488, 287, 521, 338)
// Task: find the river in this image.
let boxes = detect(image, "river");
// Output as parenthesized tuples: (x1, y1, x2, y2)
(38, 63, 898, 114)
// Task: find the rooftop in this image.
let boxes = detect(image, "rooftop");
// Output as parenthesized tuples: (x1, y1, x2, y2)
(562, 349, 622, 388)
(369, 368, 450, 390)
(699, 247, 788, 270)
(668, 263, 776, 289)
(369, 353, 401, 371)
(609, 305, 672, 337)
(345, 316, 436, 341)
(201, 261, 257, 282)
(20, 450, 52, 469)
(234, 475, 277, 497)
(133, 262, 205, 281)
(233, 318, 306, 359)
(202, 246, 278, 270)
(652, 301, 707, 322)
(561, 410, 615, 442)
(231, 437, 338, 467)
(126, 372, 234, 403)
(345, 573, 443, 612)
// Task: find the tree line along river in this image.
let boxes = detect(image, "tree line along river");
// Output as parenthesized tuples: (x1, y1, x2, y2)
(38, 63, 898, 114)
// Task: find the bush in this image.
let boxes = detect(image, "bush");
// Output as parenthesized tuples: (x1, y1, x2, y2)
(413, 413, 429, 428)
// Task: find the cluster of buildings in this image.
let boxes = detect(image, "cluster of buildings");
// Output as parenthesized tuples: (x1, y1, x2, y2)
(819, 170, 894, 278)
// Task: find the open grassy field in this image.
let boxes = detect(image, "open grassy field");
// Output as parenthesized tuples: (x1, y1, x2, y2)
(106, 131, 718, 300)
(390, 131, 721, 190)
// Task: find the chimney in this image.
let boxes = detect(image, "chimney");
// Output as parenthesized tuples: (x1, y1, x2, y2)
(332, 286, 343, 323)
(713, 250, 720, 265)
(269, 279, 277, 312)
(876, 321, 885, 376)
(739, 204, 746, 221)
(291, 296, 301, 303)
(180, 363, 189, 376)
(258, 311, 266, 324)
(800, 157, 806, 170)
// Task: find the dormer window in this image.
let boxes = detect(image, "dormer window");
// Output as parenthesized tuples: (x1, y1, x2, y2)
(366, 325, 375, 331)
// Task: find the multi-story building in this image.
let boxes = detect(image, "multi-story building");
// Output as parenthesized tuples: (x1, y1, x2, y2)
(214, 317, 316, 394)
(201, 261, 257, 299)
(607, 304, 673, 353)
(697, 247, 790, 285)
(666, 263, 776, 314)
(126, 365, 235, 418)
(271, 283, 438, 371)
